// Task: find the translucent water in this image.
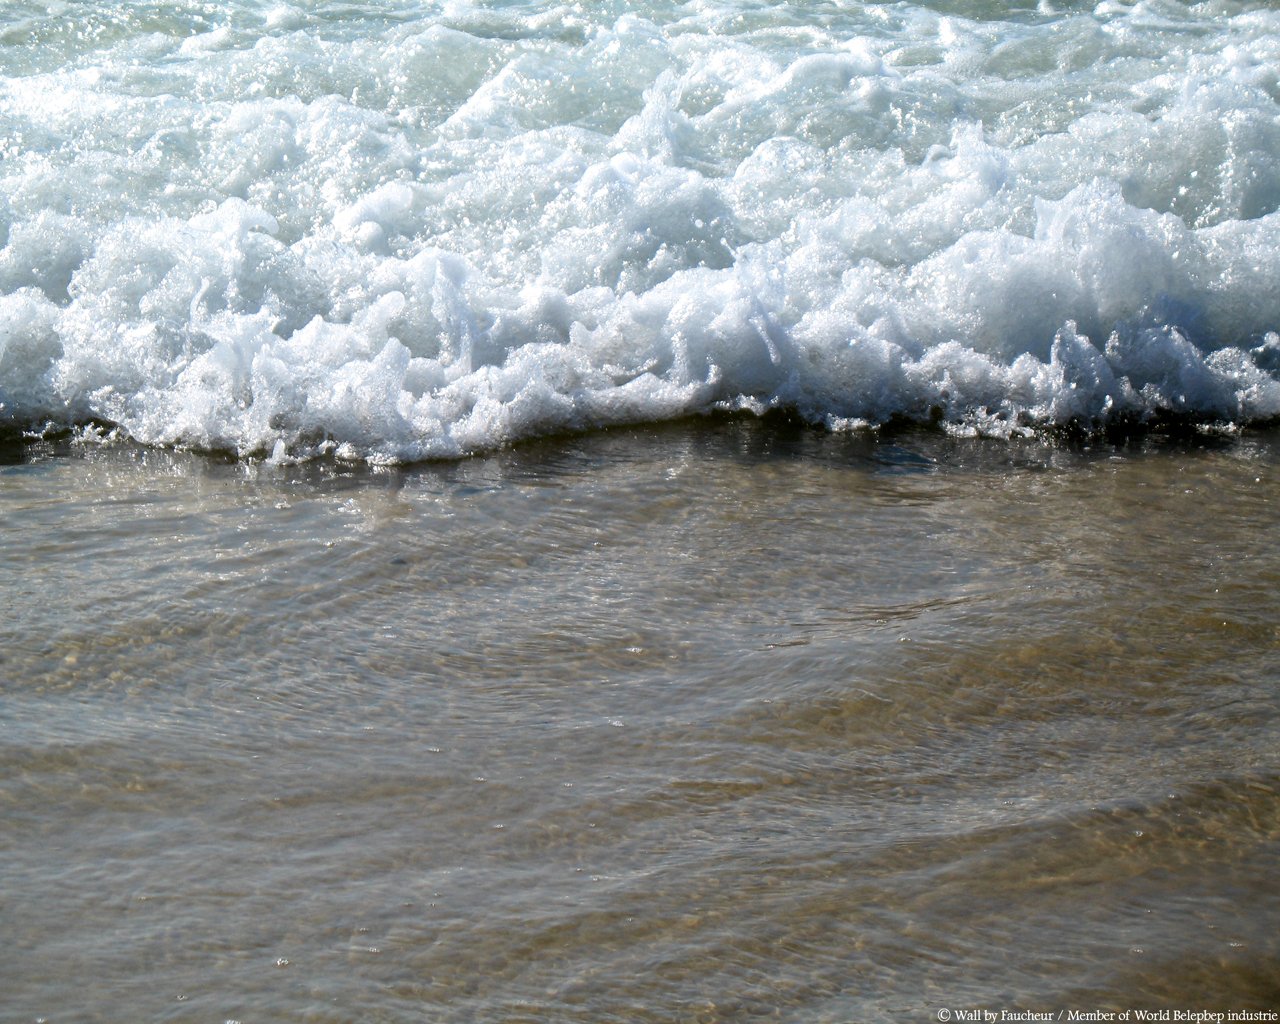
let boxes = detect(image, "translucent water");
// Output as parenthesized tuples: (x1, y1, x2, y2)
(3, 0, 1280, 461)
(2, 423, 1279, 1021)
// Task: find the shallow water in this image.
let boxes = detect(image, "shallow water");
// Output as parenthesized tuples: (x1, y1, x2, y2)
(5, 2, 1280, 1017)
(2, 421, 1278, 1022)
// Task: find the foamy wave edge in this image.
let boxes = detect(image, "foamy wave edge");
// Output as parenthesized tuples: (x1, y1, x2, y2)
(3, 182, 1280, 463)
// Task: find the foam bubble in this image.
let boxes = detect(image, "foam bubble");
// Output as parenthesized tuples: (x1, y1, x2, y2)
(2, 0, 1279, 459)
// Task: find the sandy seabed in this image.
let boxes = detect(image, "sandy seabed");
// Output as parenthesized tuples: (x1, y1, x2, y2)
(2, 418, 1278, 1022)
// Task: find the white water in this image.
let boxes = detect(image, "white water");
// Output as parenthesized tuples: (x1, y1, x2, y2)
(3, 0, 1280, 461)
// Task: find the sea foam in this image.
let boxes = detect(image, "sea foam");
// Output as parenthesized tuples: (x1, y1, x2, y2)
(2, 0, 1279, 460)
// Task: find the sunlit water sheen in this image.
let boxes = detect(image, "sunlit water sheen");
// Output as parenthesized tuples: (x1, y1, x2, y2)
(3, 0, 1280, 459)
(2, 421, 1278, 1021)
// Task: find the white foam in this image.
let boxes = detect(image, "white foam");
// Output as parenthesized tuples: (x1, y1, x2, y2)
(2, 0, 1279, 459)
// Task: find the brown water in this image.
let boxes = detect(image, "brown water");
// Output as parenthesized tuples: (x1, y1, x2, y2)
(2, 420, 1278, 1023)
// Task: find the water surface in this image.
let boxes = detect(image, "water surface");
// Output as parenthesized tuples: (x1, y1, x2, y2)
(2, 421, 1277, 1021)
